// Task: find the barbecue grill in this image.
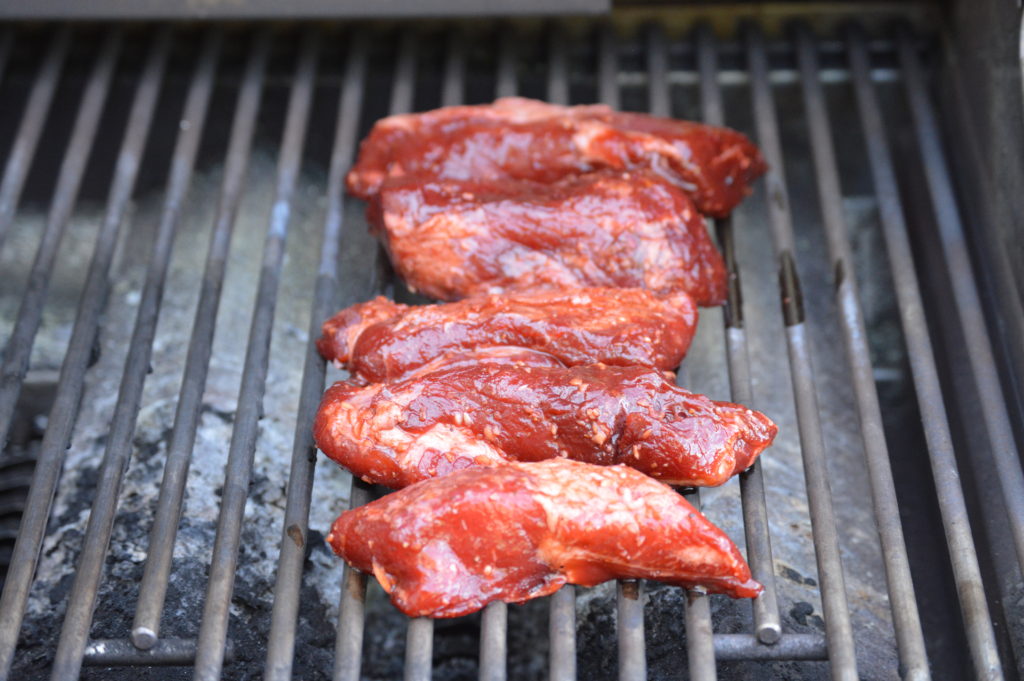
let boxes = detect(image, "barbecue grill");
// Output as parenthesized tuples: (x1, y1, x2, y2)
(0, 2, 1021, 680)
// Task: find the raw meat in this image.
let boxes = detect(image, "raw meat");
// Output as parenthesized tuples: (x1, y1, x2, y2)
(346, 97, 765, 218)
(327, 458, 762, 618)
(314, 347, 777, 489)
(317, 287, 698, 383)
(369, 170, 728, 304)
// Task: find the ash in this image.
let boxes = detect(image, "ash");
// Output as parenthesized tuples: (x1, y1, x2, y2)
(4, 149, 900, 680)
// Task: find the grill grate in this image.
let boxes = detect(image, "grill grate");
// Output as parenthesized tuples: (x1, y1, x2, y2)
(0, 17, 1019, 681)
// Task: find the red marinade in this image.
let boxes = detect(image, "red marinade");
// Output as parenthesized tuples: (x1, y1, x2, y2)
(346, 97, 766, 218)
(328, 458, 762, 618)
(369, 169, 728, 304)
(316, 287, 698, 383)
(314, 347, 777, 489)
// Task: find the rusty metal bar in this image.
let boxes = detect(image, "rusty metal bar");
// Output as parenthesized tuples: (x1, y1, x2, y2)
(616, 580, 646, 681)
(48, 29, 221, 681)
(192, 30, 319, 681)
(0, 27, 171, 681)
(846, 25, 1004, 681)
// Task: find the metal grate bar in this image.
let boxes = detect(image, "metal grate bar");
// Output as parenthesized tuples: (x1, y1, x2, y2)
(544, 24, 577, 681)
(441, 28, 465, 108)
(714, 633, 827, 660)
(846, 26, 1004, 681)
(263, 31, 368, 681)
(0, 28, 119, 477)
(331, 27, 423, 681)
(651, 26, 717, 681)
(596, 25, 646, 681)
(380, 30, 441, 681)
(84, 638, 233, 666)
(744, 24, 859, 681)
(475, 41, 516, 679)
(0, 27, 70, 254)
(547, 23, 569, 110)
(404, 618, 433, 681)
(193, 30, 320, 681)
(0, 29, 13, 87)
(321, 36, 372, 681)
(334, 480, 372, 681)
(695, 24, 783, 648)
(598, 24, 619, 110)
(0, 27, 171, 681)
(645, 25, 669, 118)
(392, 29, 418, 116)
(548, 588, 576, 681)
(48, 29, 222, 681)
(495, 27, 517, 98)
(131, 28, 272, 651)
(683, 491, 716, 681)
(897, 28, 1024, 574)
(480, 603, 509, 681)
(616, 580, 646, 681)
(792, 25, 930, 681)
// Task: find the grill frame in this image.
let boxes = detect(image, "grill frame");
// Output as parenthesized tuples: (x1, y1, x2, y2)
(0, 15, 1018, 681)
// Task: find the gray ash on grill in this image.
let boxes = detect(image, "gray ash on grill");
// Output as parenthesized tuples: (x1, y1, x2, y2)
(7, 154, 361, 680)
(3, 142, 901, 679)
(2, 20, 992, 681)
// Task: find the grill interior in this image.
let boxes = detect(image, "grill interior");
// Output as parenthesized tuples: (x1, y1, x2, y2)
(0, 13, 1021, 681)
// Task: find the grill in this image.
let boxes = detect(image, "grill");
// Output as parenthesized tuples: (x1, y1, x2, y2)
(0, 9, 1021, 681)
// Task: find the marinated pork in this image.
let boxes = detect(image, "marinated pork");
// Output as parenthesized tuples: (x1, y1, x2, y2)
(328, 458, 762, 618)
(317, 287, 698, 383)
(346, 97, 765, 218)
(314, 347, 777, 489)
(369, 170, 728, 304)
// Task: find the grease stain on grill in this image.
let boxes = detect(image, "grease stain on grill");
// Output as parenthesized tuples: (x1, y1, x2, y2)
(286, 523, 304, 549)
(778, 564, 818, 587)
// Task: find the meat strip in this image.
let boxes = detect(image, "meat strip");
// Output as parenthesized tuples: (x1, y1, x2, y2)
(317, 287, 698, 383)
(328, 458, 762, 618)
(314, 347, 777, 489)
(346, 97, 765, 218)
(369, 170, 728, 304)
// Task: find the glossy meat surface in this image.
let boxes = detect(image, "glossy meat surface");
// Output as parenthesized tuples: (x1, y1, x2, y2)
(345, 97, 765, 218)
(370, 170, 728, 304)
(328, 458, 762, 618)
(317, 287, 698, 383)
(314, 347, 777, 488)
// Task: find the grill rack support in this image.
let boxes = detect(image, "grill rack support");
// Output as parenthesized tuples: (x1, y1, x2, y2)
(0, 18, 1016, 681)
